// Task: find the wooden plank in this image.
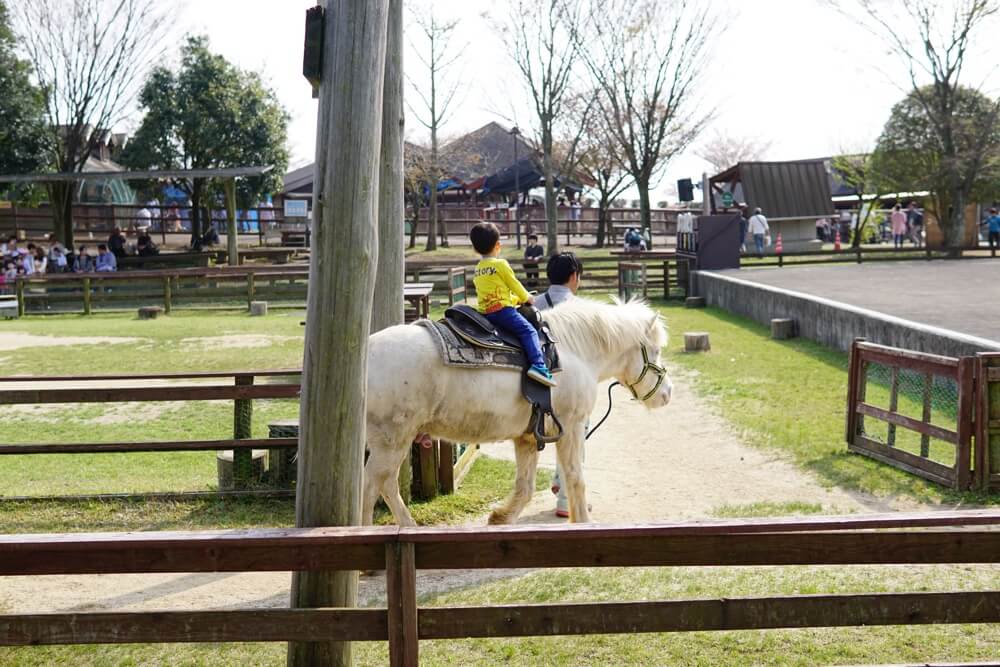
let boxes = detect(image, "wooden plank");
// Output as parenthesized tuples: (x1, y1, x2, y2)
(0, 383, 300, 405)
(0, 608, 387, 645)
(418, 591, 1000, 639)
(453, 444, 478, 487)
(418, 440, 438, 499)
(845, 339, 863, 442)
(0, 526, 396, 575)
(856, 342, 960, 374)
(0, 437, 296, 455)
(955, 357, 976, 490)
(438, 440, 455, 494)
(385, 543, 418, 667)
(887, 366, 900, 446)
(921, 372, 933, 457)
(0, 489, 295, 503)
(411, 530, 1000, 569)
(849, 437, 956, 487)
(0, 369, 301, 382)
(855, 402, 959, 444)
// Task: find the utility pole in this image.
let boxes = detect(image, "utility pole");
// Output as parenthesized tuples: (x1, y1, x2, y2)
(288, 2, 389, 666)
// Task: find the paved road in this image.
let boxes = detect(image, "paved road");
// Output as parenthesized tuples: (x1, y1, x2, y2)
(731, 260, 1000, 343)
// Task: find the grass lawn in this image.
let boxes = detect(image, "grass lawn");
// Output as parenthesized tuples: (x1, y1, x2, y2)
(655, 301, 996, 506)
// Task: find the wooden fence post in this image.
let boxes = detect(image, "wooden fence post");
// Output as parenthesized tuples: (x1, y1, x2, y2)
(845, 338, 865, 443)
(247, 273, 256, 311)
(976, 353, 1000, 491)
(82, 277, 91, 316)
(233, 375, 254, 489)
(956, 356, 976, 490)
(663, 260, 671, 300)
(385, 541, 418, 667)
(15, 278, 24, 317)
(162, 277, 172, 314)
(438, 440, 456, 494)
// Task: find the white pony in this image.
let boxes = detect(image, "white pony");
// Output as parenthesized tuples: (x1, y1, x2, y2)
(363, 297, 672, 525)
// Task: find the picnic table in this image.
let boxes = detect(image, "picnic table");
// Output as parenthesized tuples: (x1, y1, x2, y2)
(212, 247, 297, 265)
(404, 282, 434, 321)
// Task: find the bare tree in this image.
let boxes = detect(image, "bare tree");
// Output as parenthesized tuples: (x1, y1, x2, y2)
(407, 1, 465, 250)
(697, 130, 772, 174)
(831, 0, 1000, 253)
(574, 93, 632, 247)
(501, 0, 583, 256)
(14, 0, 169, 249)
(576, 0, 717, 243)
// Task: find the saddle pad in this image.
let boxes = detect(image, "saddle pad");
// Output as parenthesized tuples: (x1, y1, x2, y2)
(415, 319, 524, 371)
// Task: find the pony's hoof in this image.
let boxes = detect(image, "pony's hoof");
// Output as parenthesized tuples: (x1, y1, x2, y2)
(488, 510, 512, 525)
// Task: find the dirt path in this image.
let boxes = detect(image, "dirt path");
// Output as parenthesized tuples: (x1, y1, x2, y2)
(0, 368, 909, 614)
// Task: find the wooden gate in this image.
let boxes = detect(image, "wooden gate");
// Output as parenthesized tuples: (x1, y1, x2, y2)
(977, 352, 1000, 492)
(846, 340, 976, 490)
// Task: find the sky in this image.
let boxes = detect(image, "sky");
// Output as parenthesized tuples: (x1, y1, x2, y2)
(166, 0, 999, 203)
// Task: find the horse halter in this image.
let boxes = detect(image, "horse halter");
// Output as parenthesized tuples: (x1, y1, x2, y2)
(624, 344, 667, 402)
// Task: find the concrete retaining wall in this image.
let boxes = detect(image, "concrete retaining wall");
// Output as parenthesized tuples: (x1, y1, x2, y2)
(692, 270, 1000, 357)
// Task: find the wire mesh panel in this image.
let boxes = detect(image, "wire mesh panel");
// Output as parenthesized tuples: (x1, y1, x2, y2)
(846, 340, 974, 489)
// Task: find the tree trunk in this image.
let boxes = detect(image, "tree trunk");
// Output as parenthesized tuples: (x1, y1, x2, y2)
(47, 183, 74, 249)
(637, 179, 653, 249)
(426, 173, 438, 251)
(542, 127, 558, 256)
(224, 179, 238, 266)
(287, 3, 389, 666)
(373, 0, 410, 503)
(946, 188, 966, 256)
(191, 179, 204, 245)
(595, 195, 609, 248)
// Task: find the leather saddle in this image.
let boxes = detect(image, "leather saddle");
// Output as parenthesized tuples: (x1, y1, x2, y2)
(442, 304, 563, 450)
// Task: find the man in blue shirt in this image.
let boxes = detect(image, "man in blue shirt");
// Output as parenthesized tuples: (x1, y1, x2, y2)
(95, 244, 117, 272)
(535, 253, 583, 517)
(987, 208, 1000, 253)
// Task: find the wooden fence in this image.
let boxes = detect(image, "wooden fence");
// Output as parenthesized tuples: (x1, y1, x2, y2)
(746, 245, 978, 268)
(845, 341, 1000, 491)
(616, 260, 688, 301)
(1, 510, 999, 665)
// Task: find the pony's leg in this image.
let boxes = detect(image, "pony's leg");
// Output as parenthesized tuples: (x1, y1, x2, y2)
(555, 422, 589, 523)
(488, 434, 539, 525)
(362, 435, 415, 527)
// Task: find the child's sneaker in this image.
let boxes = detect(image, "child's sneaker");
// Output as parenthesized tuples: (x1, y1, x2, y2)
(527, 364, 557, 387)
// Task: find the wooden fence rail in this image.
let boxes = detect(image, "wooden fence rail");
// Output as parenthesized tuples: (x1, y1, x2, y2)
(1, 510, 999, 665)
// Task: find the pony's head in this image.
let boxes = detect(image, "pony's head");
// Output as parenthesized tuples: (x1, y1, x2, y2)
(544, 297, 672, 408)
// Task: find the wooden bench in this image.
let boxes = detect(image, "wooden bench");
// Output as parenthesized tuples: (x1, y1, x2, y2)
(213, 248, 297, 265)
(118, 253, 214, 270)
(0, 294, 17, 319)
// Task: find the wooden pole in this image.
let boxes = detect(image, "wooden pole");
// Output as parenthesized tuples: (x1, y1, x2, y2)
(288, 2, 389, 666)
(224, 179, 239, 267)
(233, 375, 254, 489)
(371, 0, 410, 504)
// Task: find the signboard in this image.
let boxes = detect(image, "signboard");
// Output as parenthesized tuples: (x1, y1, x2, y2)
(284, 199, 308, 218)
(721, 191, 734, 208)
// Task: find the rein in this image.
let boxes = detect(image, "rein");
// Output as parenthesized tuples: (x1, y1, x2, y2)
(585, 381, 620, 440)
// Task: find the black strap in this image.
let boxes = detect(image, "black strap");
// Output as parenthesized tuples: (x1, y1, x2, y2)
(586, 381, 621, 440)
(544, 292, 554, 308)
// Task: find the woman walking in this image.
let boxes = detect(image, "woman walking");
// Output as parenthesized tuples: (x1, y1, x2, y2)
(890, 204, 907, 249)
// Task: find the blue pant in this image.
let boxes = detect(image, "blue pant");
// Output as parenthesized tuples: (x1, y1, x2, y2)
(753, 233, 765, 255)
(486, 307, 546, 368)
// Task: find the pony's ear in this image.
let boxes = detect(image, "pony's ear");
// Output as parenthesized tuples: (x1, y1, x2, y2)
(646, 314, 659, 339)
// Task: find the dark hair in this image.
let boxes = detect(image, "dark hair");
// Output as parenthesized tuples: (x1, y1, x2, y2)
(470, 222, 500, 255)
(26, 243, 35, 250)
(78, 245, 87, 252)
(546, 252, 582, 285)
(98, 244, 108, 251)
(527, 234, 538, 241)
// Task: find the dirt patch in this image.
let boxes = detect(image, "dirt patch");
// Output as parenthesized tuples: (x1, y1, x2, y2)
(0, 368, 918, 614)
(179, 334, 300, 350)
(0, 333, 144, 351)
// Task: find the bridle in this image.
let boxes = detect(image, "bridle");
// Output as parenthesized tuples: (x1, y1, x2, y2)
(623, 344, 668, 402)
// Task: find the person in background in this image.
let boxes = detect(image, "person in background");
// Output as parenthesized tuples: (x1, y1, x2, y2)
(137, 232, 159, 257)
(95, 244, 117, 272)
(523, 233, 544, 289)
(570, 196, 582, 235)
(73, 246, 94, 273)
(890, 204, 908, 249)
(3, 236, 18, 259)
(748, 207, 770, 258)
(48, 244, 68, 273)
(624, 227, 646, 252)
(987, 207, 1000, 252)
(20, 244, 36, 275)
(32, 245, 48, 274)
(535, 252, 583, 517)
(907, 201, 924, 246)
(108, 227, 127, 259)
(738, 206, 749, 252)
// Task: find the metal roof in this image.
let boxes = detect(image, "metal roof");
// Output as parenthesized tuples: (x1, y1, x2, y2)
(0, 166, 273, 184)
(711, 160, 833, 218)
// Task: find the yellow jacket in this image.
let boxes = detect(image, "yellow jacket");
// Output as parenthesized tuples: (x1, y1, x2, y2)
(473, 257, 531, 313)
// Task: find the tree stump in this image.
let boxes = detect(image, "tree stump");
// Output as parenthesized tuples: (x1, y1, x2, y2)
(137, 306, 164, 320)
(216, 449, 266, 490)
(685, 296, 706, 308)
(268, 419, 299, 489)
(250, 300, 268, 317)
(771, 318, 797, 340)
(684, 332, 711, 352)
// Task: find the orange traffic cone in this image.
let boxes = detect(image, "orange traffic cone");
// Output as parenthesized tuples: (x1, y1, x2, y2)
(775, 233, 783, 255)
(834, 228, 841, 252)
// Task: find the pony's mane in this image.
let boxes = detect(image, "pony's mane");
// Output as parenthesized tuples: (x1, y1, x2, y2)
(543, 297, 667, 358)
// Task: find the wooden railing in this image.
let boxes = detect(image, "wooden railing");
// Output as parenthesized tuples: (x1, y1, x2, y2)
(745, 244, 989, 267)
(845, 341, 1000, 491)
(1, 511, 999, 665)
